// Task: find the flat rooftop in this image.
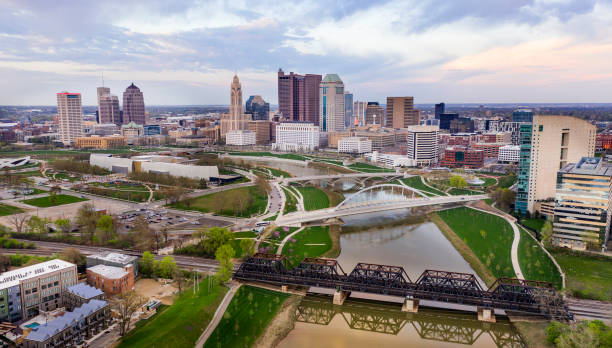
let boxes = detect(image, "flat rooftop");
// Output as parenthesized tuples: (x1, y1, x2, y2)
(561, 157, 612, 177)
(87, 252, 137, 264)
(0, 259, 75, 290)
(26, 300, 107, 342)
(88, 264, 128, 279)
(67, 283, 104, 299)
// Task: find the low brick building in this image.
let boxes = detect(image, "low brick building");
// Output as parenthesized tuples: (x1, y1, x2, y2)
(86, 265, 134, 296)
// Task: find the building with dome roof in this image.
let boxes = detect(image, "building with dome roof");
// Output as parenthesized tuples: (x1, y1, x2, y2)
(319, 74, 345, 132)
(122, 83, 145, 125)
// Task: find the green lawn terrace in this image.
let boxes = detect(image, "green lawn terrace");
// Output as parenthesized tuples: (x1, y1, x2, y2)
(21, 194, 89, 207)
(0, 203, 24, 216)
(168, 186, 268, 218)
(281, 226, 333, 267)
(80, 181, 156, 202)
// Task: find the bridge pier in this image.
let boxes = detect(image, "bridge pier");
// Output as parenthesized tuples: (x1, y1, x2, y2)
(477, 307, 496, 323)
(401, 297, 419, 313)
(333, 290, 350, 305)
(281, 285, 288, 293)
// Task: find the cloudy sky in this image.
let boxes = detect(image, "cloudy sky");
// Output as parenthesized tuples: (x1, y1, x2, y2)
(2, 0, 612, 105)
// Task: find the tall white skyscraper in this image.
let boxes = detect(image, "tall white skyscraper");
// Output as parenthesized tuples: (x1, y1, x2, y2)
(57, 92, 83, 145)
(353, 101, 367, 126)
(319, 74, 345, 132)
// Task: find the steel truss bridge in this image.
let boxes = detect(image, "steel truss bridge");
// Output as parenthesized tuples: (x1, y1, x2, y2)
(234, 254, 572, 320)
(297, 295, 524, 347)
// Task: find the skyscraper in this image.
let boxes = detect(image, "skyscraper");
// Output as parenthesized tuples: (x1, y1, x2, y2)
(97, 87, 121, 126)
(245, 95, 270, 121)
(385, 96, 420, 129)
(344, 92, 353, 127)
(57, 92, 83, 145)
(277, 69, 321, 124)
(439, 113, 459, 130)
(97, 87, 110, 111)
(365, 102, 384, 125)
(435, 103, 445, 119)
(122, 83, 145, 125)
(353, 101, 367, 126)
(512, 109, 534, 123)
(516, 115, 596, 214)
(319, 74, 345, 132)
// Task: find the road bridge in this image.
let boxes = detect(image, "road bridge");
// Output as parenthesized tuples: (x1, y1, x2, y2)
(275, 193, 488, 226)
(234, 254, 572, 321)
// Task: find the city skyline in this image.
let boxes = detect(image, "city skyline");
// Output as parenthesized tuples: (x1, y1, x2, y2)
(1, 1, 612, 105)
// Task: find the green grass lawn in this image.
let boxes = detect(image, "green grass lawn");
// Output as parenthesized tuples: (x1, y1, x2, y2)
(204, 285, 289, 348)
(517, 227, 562, 288)
(265, 167, 291, 178)
(296, 186, 329, 211)
(13, 170, 42, 177)
(551, 249, 612, 301)
(498, 175, 517, 188)
(260, 227, 298, 254)
(119, 277, 228, 348)
(437, 207, 516, 279)
(479, 177, 498, 187)
(347, 162, 394, 173)
(520, 218, 546, 232)
(21, 194, 88, 207)
(87, 182, 151, 202)
(228, 151, 308, 161)
(282, 187, 297, 214)
(282, 226, 332, 267)
(401, 176, 445, 196)
(169, 186, 267, 218)
(0, 203, 24, 216)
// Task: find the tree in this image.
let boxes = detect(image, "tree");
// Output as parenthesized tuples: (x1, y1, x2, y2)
(59, 247, 85, 266)
(541, 221, 553, 247)
(449, 175, 467, 188)
(10, 214, 28, 234)
(111, 291, 147, 336)
(174, 268, 185, 293)
(27, 215, 49, 234)
(255, 174, 271, 196)
(139, 251, 157, 278)
(215, 244, 235, 284)
(195, 227, 234, 256)
(490, 188, 516, 212)
(75, 203, 98, 242)
(156, 256, 177, 279)
(239, 239, 255, 258)
(198, 178, 208, 189)
(0, 254, 11, 272)
(48, 185, 61, 204)
(132, 216, 155, 251)
(163, 185, 186, 204)
(55, 218, 71, 234)
(96, 215, 115, 244)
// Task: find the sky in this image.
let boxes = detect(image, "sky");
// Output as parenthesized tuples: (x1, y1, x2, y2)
(2, 0, 612, 105)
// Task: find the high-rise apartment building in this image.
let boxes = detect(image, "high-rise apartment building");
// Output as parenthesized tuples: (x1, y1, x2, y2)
(277, 69, 321, 124)
(515, 124, 533, 215)
(439, 113, 459, 130)
(406, 125, 439, 166)
(344, 92, 353, 127)
(517, 115, 596, 214)
(122, 83, 145, 125)
(365, 102, 384, 125)
(353, 101, 367, 126)
(319, 74, 345, 132)
(272, 122, 320, 152)
(513, 109, 534, 123)
(57, 92, 83, 145)
(98, 93, 121, 126)
(96, 87, 110, 114)
(385, 96, 420, 129)
(435, 103, 445, 119)
(553, 157, 612, 251)
(245, 95, 270, 121)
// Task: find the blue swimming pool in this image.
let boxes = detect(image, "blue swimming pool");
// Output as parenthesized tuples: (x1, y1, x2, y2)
(25, 322, 40, 329)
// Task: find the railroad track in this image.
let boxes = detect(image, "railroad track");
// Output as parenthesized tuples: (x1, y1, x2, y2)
(566, 299, 612, 321)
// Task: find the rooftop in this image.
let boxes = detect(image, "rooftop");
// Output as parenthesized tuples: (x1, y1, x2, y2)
(0, 259, 75, 290)
(66, 283, 104, 299)
(88, 265, 129, 279)
(87, 252, 137, 264)
(322, 73, 343, 83)
(26, 300, 107, 342)
(561, 157, 612, 177)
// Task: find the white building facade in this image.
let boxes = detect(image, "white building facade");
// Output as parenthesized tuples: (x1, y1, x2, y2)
(272, 122, 320, 152)
(57, 92, 83, 145)
(498, 145, 520, 163)
(338, 137, 372, 154)
(226, 130, 256, 146)
(406, 125, 439, 166)
(365, 151, 415, 167)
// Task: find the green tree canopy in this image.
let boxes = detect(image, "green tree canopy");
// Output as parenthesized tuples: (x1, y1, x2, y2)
(449, 175, 467, 188)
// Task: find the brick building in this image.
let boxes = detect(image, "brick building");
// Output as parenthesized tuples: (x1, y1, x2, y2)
(440, 146, 484, 169)
(86, 265, 134, 296)
(472, 142, 507, 158)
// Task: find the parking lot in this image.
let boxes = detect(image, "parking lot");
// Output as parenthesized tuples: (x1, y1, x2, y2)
(119, 209, 198, 230)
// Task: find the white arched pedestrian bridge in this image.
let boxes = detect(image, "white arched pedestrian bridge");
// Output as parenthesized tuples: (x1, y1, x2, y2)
(335, 184, 427, 210)
(275, 193, 488, 226)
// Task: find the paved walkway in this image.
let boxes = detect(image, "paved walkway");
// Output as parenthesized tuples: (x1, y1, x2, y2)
(195, 282, 241, 348)
(468, 205, 524, 279)
(276, 226, 305, 255)
(420, 176, 449, 196)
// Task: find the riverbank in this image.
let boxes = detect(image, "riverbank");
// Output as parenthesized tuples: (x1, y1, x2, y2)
(252, 294, 302, 348)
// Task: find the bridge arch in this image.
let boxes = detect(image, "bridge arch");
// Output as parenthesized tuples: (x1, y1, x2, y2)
(335, 184, 428, 210)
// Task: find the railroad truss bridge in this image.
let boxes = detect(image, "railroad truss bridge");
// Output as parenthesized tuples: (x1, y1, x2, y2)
(234, 253, 572, 322)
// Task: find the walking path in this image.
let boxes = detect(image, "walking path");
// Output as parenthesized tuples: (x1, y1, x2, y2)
(420, 176, 449, 196)
(468, 205, 524, 280)
(276, 226, 305, 255)
(194, 282, 241, 348)
(397, 178, 430, 198)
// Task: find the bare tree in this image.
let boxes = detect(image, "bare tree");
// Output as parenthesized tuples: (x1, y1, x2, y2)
(111, 291, 147, 336)
(10, 214, 28, 234)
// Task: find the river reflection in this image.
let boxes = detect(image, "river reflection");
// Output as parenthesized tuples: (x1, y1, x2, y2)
(278, 295, 524, 348)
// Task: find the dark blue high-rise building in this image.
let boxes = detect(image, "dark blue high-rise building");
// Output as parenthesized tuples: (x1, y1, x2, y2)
(435, 102, 445, 119)
(439, 113, 459, 130)
(512, 109, 533, 123)
(245, 95, 270, 121)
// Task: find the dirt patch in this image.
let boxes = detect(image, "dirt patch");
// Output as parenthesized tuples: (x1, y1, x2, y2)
(252, 294, 303, 348)
(325, 224, 341, 258)
(134, 278, 179, 305)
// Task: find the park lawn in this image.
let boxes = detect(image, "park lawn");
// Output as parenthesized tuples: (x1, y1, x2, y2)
(204, 285, 289, 348)
(520, 218, 546, 232)
(282, 226, 332, 267)
(296, 186, 329, 211)
(234, 231, 257, 238)
(551, 249, 612, 301)
(13, 170, 42, 177)
(0, 203, 24, 216)
(437, 207, 516, 279)
(119, 277, 228, 348)
(448, 188, 481, 195)
(94, 182, 149, 191)
(517, 227, 562, 288)
(348, 162, 394, 173)
(259, 227, 298, 254)
(498, 175, 517, 188)
(282, 187, 298, 214)
(402, 176, 445, 196)
(21, 194, 88, 208)
(264, 166, 292, 178)
(479, 177, 498, 187)
(228, 151, 308, 161)
(169, 186, 267, 218)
